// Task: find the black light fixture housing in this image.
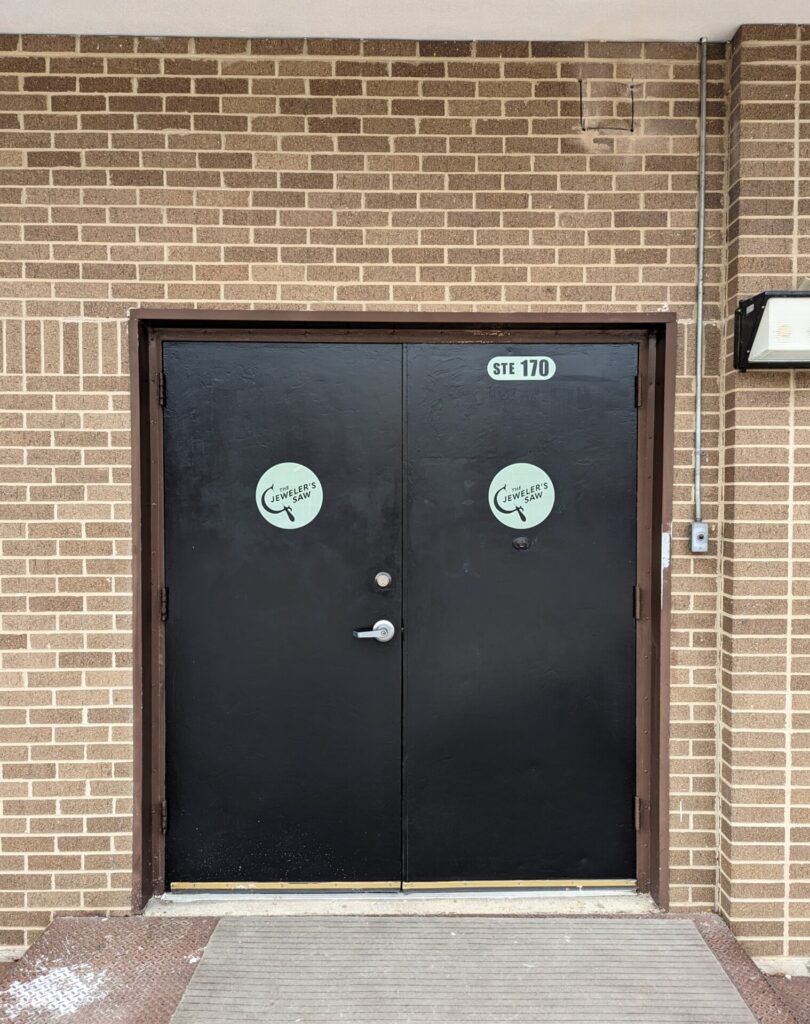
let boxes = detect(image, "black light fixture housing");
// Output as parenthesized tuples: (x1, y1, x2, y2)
(734, 290, 810, 371)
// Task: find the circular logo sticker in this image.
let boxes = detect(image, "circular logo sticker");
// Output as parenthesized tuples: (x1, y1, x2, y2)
(488, 463, 555, 530)
(255, 462, 323, 530)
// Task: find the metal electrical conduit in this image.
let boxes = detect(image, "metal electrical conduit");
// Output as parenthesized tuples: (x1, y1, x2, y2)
(691, 37, 709, 555)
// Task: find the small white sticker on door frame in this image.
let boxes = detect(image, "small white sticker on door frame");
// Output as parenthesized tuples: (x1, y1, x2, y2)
(487, 356, 556, 381)
(255, 462, 323, 529)
(488, 463, 555, 530)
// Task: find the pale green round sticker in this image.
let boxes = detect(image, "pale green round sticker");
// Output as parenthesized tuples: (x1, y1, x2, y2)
(256, 462, 323, 530)
(488, 462, 555, 529)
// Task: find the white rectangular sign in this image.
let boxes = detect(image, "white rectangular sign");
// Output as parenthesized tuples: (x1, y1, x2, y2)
(487, 356, 556, 381)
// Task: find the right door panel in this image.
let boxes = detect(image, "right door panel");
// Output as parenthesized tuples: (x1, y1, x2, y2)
(404, 342, 638, 884)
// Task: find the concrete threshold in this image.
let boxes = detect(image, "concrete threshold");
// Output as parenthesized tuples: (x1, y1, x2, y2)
(756, 955, 810, 977)
(145, 888, 657, 917)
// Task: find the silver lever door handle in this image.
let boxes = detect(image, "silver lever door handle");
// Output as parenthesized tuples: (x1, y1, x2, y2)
(353, 619, 395, 643)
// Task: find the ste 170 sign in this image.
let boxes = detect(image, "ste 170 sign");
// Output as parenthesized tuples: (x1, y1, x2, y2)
(487, 356, 556, 381)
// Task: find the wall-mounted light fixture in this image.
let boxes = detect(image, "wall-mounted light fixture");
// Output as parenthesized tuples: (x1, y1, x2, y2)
(734, 291, 810, 371)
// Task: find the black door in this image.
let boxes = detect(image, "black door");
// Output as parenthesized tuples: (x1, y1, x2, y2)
(404, 344, 638, 883)
(163, 339, 637, 887)
(163, 342, 403, 885)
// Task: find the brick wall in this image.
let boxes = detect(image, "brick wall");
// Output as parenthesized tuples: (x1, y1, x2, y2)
(0, 29, 771, 949)
(719, 26, 810, 958)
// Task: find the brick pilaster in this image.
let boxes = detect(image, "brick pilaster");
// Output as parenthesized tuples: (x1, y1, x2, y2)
(719, 25, 810, 957)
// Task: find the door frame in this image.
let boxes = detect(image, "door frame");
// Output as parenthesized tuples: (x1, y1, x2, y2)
(129, 309, 676, 910)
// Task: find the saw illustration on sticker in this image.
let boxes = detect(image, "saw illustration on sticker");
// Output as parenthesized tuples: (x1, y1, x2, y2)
(255, 462, 323, 530)
(488, 462, 555, 530)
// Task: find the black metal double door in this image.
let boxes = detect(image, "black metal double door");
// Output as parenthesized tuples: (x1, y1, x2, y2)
(163, 340, 638, 888)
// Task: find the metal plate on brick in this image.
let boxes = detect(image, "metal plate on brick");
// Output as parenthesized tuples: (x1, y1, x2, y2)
(169, 917, 757, 1024)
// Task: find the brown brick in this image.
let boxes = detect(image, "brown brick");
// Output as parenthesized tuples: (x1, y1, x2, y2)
(418, 41, 472, 58)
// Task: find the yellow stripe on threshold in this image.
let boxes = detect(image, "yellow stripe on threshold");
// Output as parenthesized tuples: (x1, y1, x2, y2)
(170, 880, 401, 892)
(402, 879, 637, 891)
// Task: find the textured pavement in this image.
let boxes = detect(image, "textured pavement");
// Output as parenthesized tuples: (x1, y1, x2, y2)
(0, 912, 802, 1024)
(768, 978, 810, 1024)
(171, 916, 757, 1024)
(0, 917, 215, 1024)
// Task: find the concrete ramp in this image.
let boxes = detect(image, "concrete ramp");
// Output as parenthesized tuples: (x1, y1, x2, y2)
(170, 916, 758, 1024)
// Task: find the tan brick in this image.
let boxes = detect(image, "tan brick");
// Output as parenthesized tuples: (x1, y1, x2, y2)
(0, 25, 803, 958)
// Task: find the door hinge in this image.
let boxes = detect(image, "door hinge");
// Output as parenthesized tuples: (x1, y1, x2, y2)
(160, 799, 168, 834)
(634, 795, 642, 831)
(634, 373, 643, 407)
(158, 371, 166, 407)
(159, 586, 168, 622)
(633, 585, 641, 620)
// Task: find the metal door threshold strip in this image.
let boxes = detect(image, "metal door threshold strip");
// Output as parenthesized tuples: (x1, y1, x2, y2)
(171, 881, 400, 892)
(170, 878, 636, 892)
(169, 917, 757, 1024)
(402, 878, 636, 891)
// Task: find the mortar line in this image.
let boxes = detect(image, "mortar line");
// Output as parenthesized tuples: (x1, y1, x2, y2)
(793, 27, 801, 289)
(782, 28, 801, 957)
(713, 38, 734, 919)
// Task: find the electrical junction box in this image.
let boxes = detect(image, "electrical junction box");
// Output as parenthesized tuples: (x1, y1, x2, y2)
(690, 521, 709, 554)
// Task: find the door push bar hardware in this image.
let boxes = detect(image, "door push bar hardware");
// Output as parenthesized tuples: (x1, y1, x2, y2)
(353, 619, 396, 643)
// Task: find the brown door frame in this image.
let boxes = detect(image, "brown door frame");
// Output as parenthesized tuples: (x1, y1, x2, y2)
(129, 309, 676, 909)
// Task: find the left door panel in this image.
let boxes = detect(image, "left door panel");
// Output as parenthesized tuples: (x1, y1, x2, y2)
(163, 342, 403, 886)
